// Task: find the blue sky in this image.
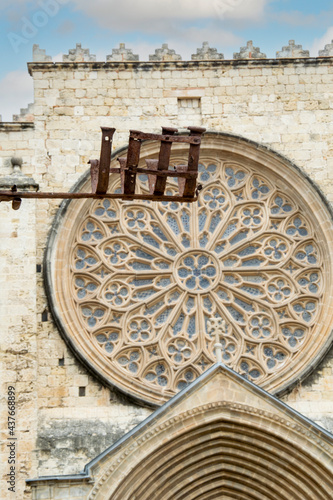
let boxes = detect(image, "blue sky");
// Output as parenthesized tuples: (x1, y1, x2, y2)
(0, 0, 333, 120)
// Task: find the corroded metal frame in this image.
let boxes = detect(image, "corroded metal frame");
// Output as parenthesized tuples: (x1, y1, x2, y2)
(0, 126, 205, 210)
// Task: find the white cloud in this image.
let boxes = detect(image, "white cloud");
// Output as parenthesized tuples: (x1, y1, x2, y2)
(2, 0, 71, 27)
(176, 25, 241, 47)
(311, 27, 333, 56)
(0, 0, 71, 9)
(0, 70, 33, 122)
(71, 0, 268, 33)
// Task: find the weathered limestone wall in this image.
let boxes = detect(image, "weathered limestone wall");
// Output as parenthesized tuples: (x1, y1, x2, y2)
(0, 123, 35, 174)
(0, 198, 38, 498)
(1, 56, 333, 499)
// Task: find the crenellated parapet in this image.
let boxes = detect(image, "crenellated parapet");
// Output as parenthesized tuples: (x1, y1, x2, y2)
(33, 44, 52, 62)
(63, 43, 96, 62)
(191, 42, 224, 60)
(149, 43, 182, 61)
(29, 40, 333, 64)
(233, 41, 266, 59)
(276, 40, 309, 58)
(106, 43, 139, 62)
(319, 40, 333, 57)
(12, 103, 34, 123)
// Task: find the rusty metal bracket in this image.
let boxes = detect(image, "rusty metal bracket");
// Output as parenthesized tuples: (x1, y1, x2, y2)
(89, 127, 115, 194)
(153, 126, 177, 196)
(117, 125, 205, 199)
(0, 126, 205, 209)
(0, 185, 22, 210)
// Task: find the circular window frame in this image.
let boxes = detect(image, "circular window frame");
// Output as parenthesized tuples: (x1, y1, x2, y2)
(45, 132, 333, 407)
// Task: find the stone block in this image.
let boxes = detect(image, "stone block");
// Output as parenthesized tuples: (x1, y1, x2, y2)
(69, 485, 89, 497)
(74, 374, 89, 386)
(75, 89, 87, 99)
(54, 486, 70, 499)
(34, 80, 50, 89)
(35, 486, 51, 499)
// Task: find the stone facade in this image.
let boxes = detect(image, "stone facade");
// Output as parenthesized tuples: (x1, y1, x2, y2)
(1, 46, 333, 499)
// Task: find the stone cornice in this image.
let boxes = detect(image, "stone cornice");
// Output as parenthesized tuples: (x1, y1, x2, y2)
(0, 122, 34, 131)
(27, 57, 333, 75)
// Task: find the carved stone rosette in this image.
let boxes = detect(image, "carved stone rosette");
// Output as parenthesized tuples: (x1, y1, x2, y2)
(46, 134, 333, 406)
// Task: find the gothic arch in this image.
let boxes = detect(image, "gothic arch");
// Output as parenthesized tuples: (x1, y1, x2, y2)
(110, 419, 332, 500)
(45, 132, 333, 406)
(86, 363, 333, 500)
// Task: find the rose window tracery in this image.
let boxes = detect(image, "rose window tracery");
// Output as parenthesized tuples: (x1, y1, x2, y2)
(48, 137, 333, 406)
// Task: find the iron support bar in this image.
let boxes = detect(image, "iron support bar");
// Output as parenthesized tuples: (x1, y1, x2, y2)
(123, 131, 142, 194)
(95, 127, 115, 194)
(0, 191, 197, 202)
(182, 126, 206, 197)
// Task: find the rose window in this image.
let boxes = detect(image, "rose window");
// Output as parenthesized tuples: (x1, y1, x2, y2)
(48, 136, 333, 406)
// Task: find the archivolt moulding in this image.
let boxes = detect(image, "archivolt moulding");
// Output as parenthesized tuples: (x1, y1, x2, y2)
(89, 398, 333, 500)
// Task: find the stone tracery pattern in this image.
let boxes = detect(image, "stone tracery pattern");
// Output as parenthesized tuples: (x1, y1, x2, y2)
(69, 157, 324, 404)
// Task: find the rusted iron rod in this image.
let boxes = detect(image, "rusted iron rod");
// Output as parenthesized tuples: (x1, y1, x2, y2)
(96, 127, 115, 194)
(124, 131, 141, 194)
(129, 130, 201, 144)
(0, 191, 197, 202)
(183, 126, 206, 197)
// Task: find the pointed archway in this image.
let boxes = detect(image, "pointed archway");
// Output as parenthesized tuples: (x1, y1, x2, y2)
(112, 419, 330, 500)
(85, 364, 333, 500)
